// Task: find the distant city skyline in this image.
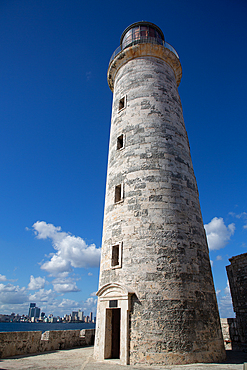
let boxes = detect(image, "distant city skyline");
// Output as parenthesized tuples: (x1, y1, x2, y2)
(0, 303, 96, 324)
(0, 0, 246, 318)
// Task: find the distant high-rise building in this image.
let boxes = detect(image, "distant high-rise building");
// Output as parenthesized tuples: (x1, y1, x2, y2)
(34, 307, 40, 318)
(64, 314, 69, 322)
(89, 312, 93, 322)
(28, 303, 36, 317)
(40, 312, 45, 319)
(72, 311, 78, 321)
(28, 303, 40, 318)
(78, 310, 84, 321)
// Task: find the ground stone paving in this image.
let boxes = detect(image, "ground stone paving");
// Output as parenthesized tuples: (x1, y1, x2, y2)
(0, 347, 247, 370)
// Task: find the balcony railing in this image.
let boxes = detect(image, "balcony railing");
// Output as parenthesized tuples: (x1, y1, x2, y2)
(109, 38, 179, 65)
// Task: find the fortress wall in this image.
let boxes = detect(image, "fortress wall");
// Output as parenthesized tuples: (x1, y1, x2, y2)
(0, 328, 95, 359)
(220, 318, 246, 351)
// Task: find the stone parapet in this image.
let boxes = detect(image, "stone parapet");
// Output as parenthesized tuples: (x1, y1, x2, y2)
(0, 328, 95, 359)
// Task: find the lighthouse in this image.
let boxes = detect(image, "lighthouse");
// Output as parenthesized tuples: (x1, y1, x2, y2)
(94, 21, 225, 366)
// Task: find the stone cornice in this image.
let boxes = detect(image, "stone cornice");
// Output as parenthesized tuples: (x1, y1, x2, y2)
(107, 43, 182, 91)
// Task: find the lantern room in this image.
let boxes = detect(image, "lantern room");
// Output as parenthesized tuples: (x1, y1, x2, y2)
(120, 21, 165, 49)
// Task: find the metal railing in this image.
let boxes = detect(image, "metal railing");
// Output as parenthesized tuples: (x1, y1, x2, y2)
(165, 42, 179, 59)
(109, 38, 179, 65)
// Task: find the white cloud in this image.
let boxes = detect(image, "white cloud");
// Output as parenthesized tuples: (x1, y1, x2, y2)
(90, 291, 97, 297)
(224, 280, 231, 295)
(83, 297, 97, 315)
(204, 217, 235, 250)
(216, 255, 222, 261)
(229, 212, 247, 230)
(41, 255, 72, 275)
(0, 274, 7, 282)
(28, 275, 46, 290)
(57, 297, 96, 316)
(29, 289, 56, 303)
(58, 298, 80, 310)
(0, 281, 96, 317)
(210, 260, 213, 267)
(32, 221, 101, 276)
(0, 302, 30, 316)
(29, 289, 59, 316)
(52, 277, 80, 293)
(229, 211, 247, 219)
(28, 289, 80, 316)
(216, 281, 234, 318)
(0, 283, 28, 304)
(88, 272, 93, 276)
(50, 271, 70, 278)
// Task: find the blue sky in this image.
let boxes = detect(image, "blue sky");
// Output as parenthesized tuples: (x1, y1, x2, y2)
(0, 0, 246, 318)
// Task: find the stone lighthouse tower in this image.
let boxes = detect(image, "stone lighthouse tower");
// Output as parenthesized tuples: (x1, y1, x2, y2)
(94, 21, 225, 366)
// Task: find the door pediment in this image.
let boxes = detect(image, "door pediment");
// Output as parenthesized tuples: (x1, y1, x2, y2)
(97, 282, 135, 300)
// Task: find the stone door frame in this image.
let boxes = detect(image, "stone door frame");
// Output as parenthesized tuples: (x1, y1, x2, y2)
(96, 282, 134, 365)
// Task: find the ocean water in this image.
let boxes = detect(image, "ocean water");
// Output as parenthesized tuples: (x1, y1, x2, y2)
(0, 322, 95, 333)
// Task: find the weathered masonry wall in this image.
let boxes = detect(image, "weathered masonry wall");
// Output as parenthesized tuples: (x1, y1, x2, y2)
(226, 252, 247, 350)
(0, 328, 95, 359)
(220, 318, 247, 351)
(95, 37, 225, 366)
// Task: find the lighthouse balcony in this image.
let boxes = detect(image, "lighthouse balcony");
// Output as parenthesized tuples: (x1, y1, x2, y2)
(109, 40, 179, 65)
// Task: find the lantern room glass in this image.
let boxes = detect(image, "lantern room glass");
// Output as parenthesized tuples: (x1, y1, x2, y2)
(121, 24, 163, 49)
